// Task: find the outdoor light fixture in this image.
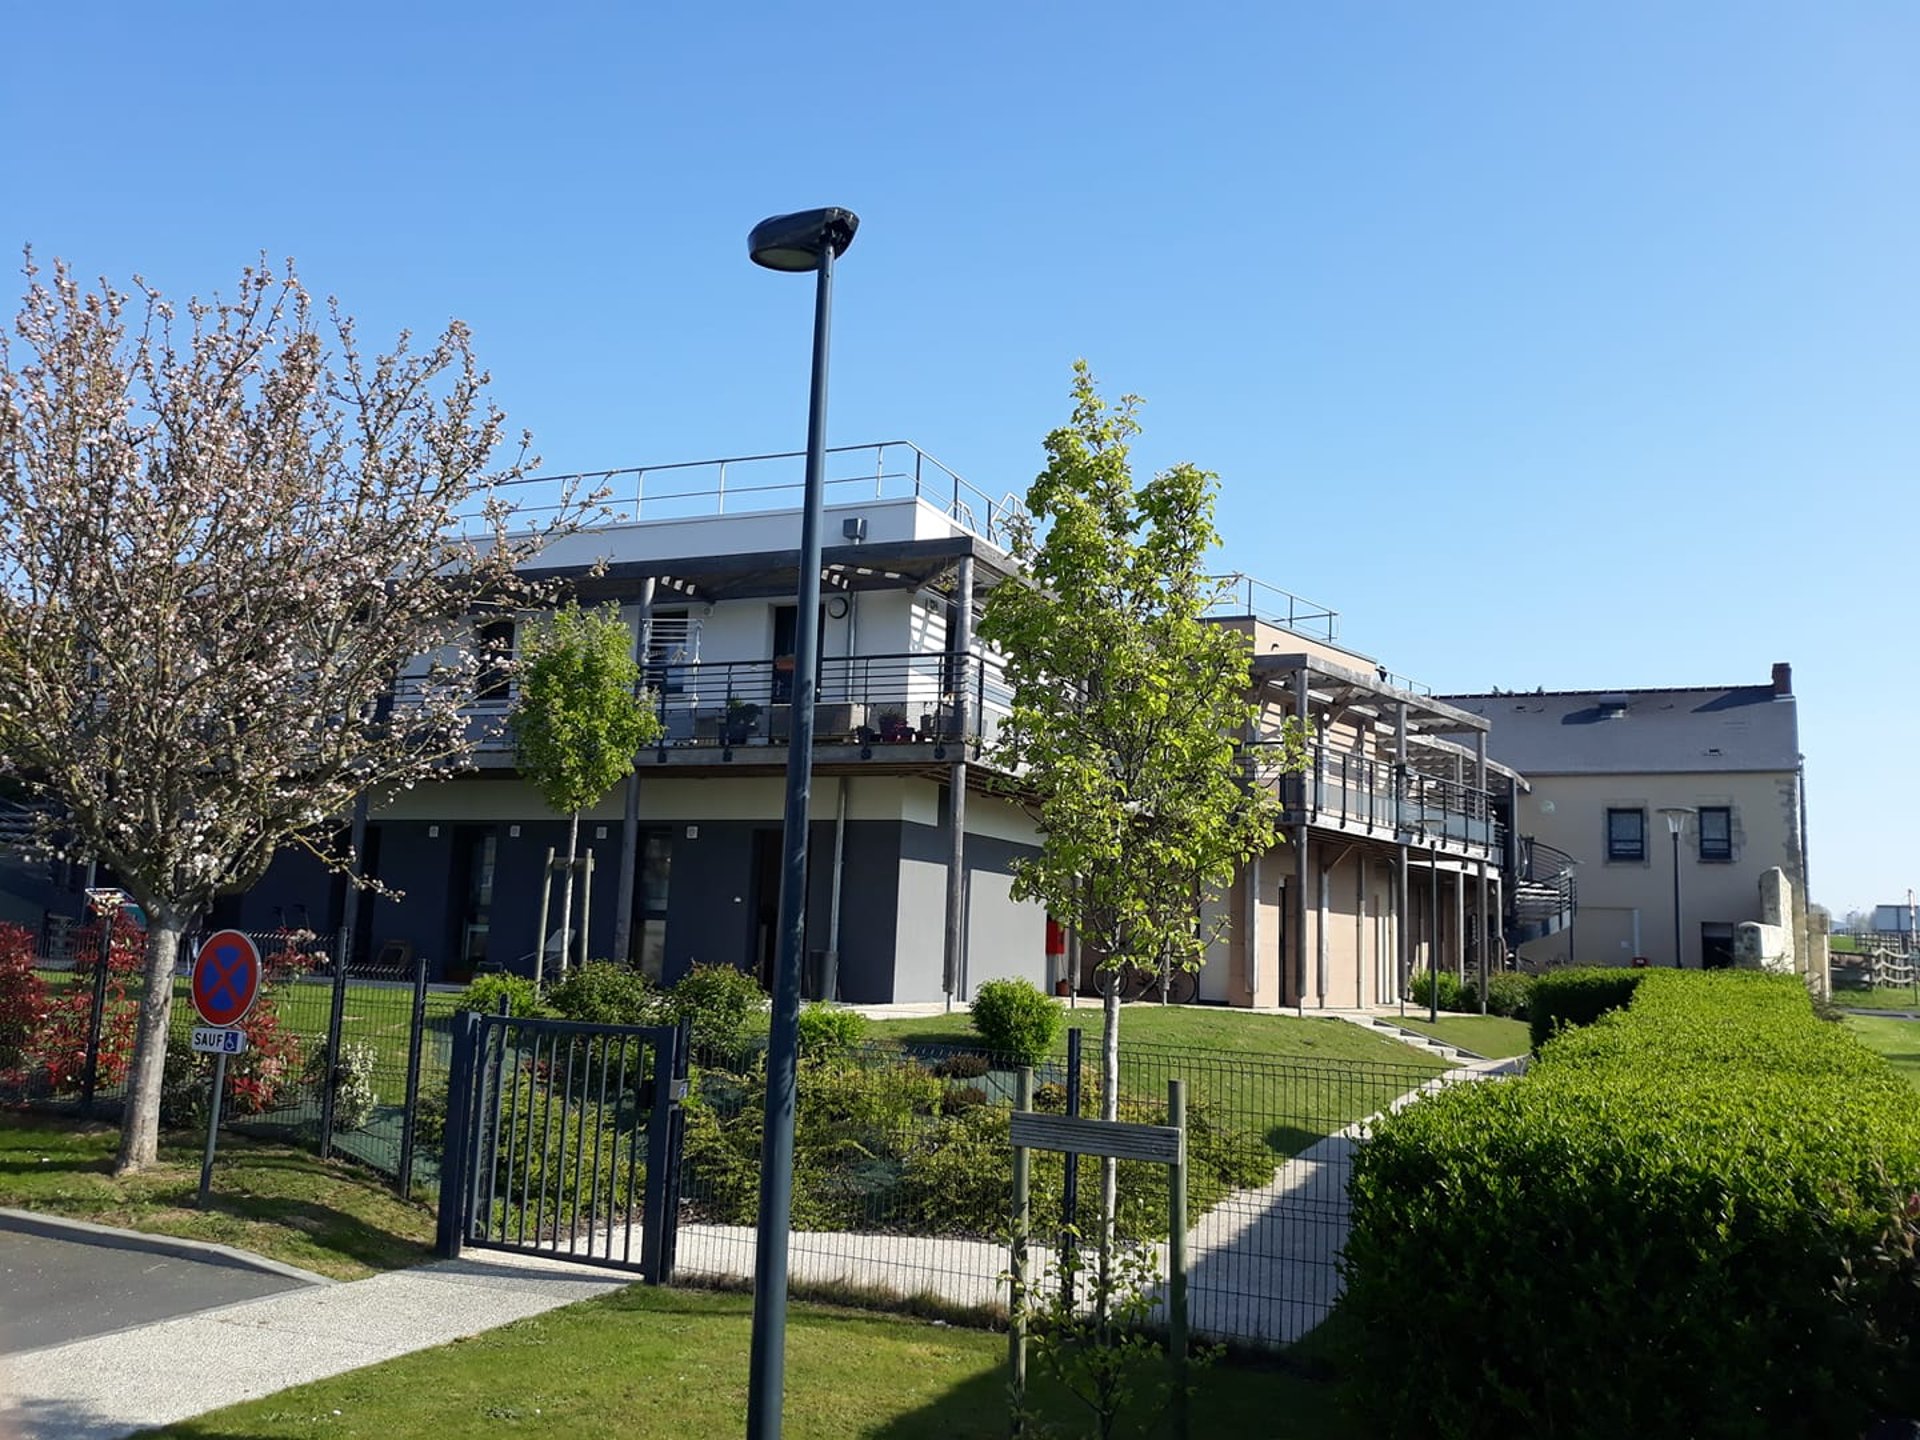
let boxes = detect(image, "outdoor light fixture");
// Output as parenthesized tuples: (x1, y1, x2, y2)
(748, 207, 859, 273)
(745, 203, 859, 1440)
(1658, 807, 1696, 969)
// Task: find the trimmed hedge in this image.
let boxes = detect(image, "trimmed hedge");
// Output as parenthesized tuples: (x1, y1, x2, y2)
(1343, 971, 1920, 1438)
(1527, 965, 1644, 1050)
(1408, 970, 1535, 1020)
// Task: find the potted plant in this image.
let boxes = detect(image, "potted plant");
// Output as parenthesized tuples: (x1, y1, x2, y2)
(875, 709, 913, 743)
(724, 698, 761, 746)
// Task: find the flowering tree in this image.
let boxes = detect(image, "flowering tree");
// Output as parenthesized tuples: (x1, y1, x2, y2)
(512, 603, 661, 984)
(0, 254, 593, 1172)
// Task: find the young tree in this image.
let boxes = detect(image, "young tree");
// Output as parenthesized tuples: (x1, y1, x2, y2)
(511, 603, 661, 983)
(979, 362, 1304, 1256)
(0, 255, 593, 1172)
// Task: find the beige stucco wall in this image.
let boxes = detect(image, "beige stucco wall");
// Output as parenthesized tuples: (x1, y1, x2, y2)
(1514, 770, 1804, 969)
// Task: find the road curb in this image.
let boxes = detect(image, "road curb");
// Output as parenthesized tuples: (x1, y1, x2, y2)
(0, 1206, 335, 1286)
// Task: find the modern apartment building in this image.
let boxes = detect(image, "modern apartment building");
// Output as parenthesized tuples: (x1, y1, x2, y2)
(1161, 582, 1541, 1010)
(218, 443, 1051, 1005)
(1439, 666, 1807, 973)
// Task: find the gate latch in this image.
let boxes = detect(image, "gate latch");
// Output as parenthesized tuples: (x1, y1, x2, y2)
(669, 1079, 691, 1102)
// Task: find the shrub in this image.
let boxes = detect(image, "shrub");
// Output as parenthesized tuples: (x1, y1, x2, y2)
(1484, 971, 1533, 1020)
(0, 923, 46, 1071)
(303, 1039, 380, 1131)
(546, 962, 663, 1028)
(669, 964, 769, 1055)
(1342, 970, 1920, 1438)
(930, 1052, 990, 1080)
(455, 972, 543, 1019)
(1527, 965, 1644, 1050)
(795, 1003, 865, 1058)
(1407, 969, 1472, 1013)
(968, 978, 1061, 1065)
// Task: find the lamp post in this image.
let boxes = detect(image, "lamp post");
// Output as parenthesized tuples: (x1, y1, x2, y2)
(745, 205, 859, 1440)
(1658, 807, 1695, 969)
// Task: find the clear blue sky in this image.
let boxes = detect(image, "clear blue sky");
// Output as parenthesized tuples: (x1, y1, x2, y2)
(3, 3, 1913, 915)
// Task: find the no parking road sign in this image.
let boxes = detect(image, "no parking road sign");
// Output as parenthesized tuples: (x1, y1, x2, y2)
(191, 930, 261, 1028)
(190, 929, 261, 1208)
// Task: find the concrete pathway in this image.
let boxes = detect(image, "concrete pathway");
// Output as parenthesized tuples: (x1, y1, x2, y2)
(0, 1246, 629, 1440)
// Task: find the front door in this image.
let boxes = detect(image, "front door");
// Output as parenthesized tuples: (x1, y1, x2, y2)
(749, 829, 784, 989)
(448, 826, 497, 981)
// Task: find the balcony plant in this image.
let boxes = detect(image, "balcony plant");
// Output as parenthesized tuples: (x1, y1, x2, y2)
(875, 709, 913, 743)
(724, 698, 762, 746)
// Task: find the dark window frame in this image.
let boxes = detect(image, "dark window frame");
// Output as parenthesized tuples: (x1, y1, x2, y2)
(1697, 806, 1733, 863)
(1606, 807, 1646, 862)
(474, 618, 515, 704)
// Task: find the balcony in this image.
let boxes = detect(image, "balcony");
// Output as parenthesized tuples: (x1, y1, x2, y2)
(413, 651, 1016, 767)
(1251, 743, 1504, 857)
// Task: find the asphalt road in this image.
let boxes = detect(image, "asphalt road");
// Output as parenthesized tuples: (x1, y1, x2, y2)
(0, 1228, 309, 1355)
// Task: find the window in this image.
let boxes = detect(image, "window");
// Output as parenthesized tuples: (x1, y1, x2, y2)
(474, 618, 515, 704)
(1607, 807, 1646, 862)
(1698, 806, 1732, 862)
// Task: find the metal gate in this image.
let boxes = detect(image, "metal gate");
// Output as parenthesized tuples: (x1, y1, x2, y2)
(436, 1010, 689, 1280)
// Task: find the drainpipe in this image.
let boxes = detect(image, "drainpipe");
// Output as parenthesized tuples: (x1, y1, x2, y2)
(824, 777, 847, 1001)
(941, 555, 973, 1006)
(1394, 700, 1409, 1010)
(612, 578, 656, 966)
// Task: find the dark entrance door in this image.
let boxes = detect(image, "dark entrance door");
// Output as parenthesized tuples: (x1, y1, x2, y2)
(437, 1011, 689, 1279)
(447, 826, 497, 982)
(749, 829, 783, 989)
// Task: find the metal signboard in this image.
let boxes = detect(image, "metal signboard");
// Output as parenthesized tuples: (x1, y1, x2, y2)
(191, 930, 262, 1027)
(190, 1027, 249, 1056)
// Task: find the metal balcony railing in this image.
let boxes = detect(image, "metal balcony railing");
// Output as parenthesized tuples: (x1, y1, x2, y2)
(457, 441, 1031, 553)
(1247, 742, 1504, 855)
(404, 651, 1017, 757)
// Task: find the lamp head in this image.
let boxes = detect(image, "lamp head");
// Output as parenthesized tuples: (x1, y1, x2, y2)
(749, 207, 860, 272)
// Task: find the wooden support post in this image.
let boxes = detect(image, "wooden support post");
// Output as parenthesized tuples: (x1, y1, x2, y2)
(534, 847, 555, 988)
(1168, 1078, 1189, 1440)
(1009, 1065, 1033, 1433)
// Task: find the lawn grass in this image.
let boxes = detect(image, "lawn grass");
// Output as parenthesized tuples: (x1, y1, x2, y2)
(1394, 1014, 1531, 1058)
(868, 1000, 1437, 1067)
(867, 1003, 1446, 1159)
(1828, 977, 1920, 1014)
(160, 1282, 1358, 1439)
(1843, 1014, 1920, 1089)
(0, 1113, 435, 1279)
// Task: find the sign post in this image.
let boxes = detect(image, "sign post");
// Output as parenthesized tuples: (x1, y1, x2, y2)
(189, 930, 262, 1207)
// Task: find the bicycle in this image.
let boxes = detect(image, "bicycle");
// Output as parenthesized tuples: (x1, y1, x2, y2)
(1090, 958, 1198, 1006)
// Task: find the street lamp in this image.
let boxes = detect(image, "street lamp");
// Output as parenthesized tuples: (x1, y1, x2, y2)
(1658, 807, 1695, 969)
(745, 205, 859, 1440)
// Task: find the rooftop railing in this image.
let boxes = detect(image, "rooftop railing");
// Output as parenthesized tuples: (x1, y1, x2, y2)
(1205, 573, 1340, 645)
(459, 440, 1030, 554)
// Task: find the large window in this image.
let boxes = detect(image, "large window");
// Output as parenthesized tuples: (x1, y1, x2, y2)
(474, 618, 515, 704)
(1698, 806, 1733, 862)
(1607, 807, 1646, 862)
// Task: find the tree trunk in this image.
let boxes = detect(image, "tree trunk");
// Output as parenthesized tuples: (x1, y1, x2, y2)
(114, 914, 184, 1175)
(1097, 974, 1120, 1310)
(556, 809, 580, 981)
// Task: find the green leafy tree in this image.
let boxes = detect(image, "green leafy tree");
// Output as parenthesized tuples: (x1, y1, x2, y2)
(979, 362, 1304, 1260)
(512, 603, 661, 981)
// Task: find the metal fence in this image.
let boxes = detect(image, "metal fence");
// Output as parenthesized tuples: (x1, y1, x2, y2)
(670, 1028, 1448, 1346)
(5, 928, 1462, 1348)
(1, 920, 455, 1199)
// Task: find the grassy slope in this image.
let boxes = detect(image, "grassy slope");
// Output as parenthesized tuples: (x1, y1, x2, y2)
(1394, 1015, 1531, 1058)
(162, 1283, 1357, 1440)
(1842, 1014, 1920, 1089)
(868, 1001, 1438, 1067)
(868, 1004, 1446, 1159)
(0, 1114, 435, 1279)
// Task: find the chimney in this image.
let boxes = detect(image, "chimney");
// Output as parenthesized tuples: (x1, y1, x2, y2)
(1771, 662, 1792, 697)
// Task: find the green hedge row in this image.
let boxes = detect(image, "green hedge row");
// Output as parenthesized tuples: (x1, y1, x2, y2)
(1526, 965, 1645, 1050)
(1342, 971, 1920, 1439)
